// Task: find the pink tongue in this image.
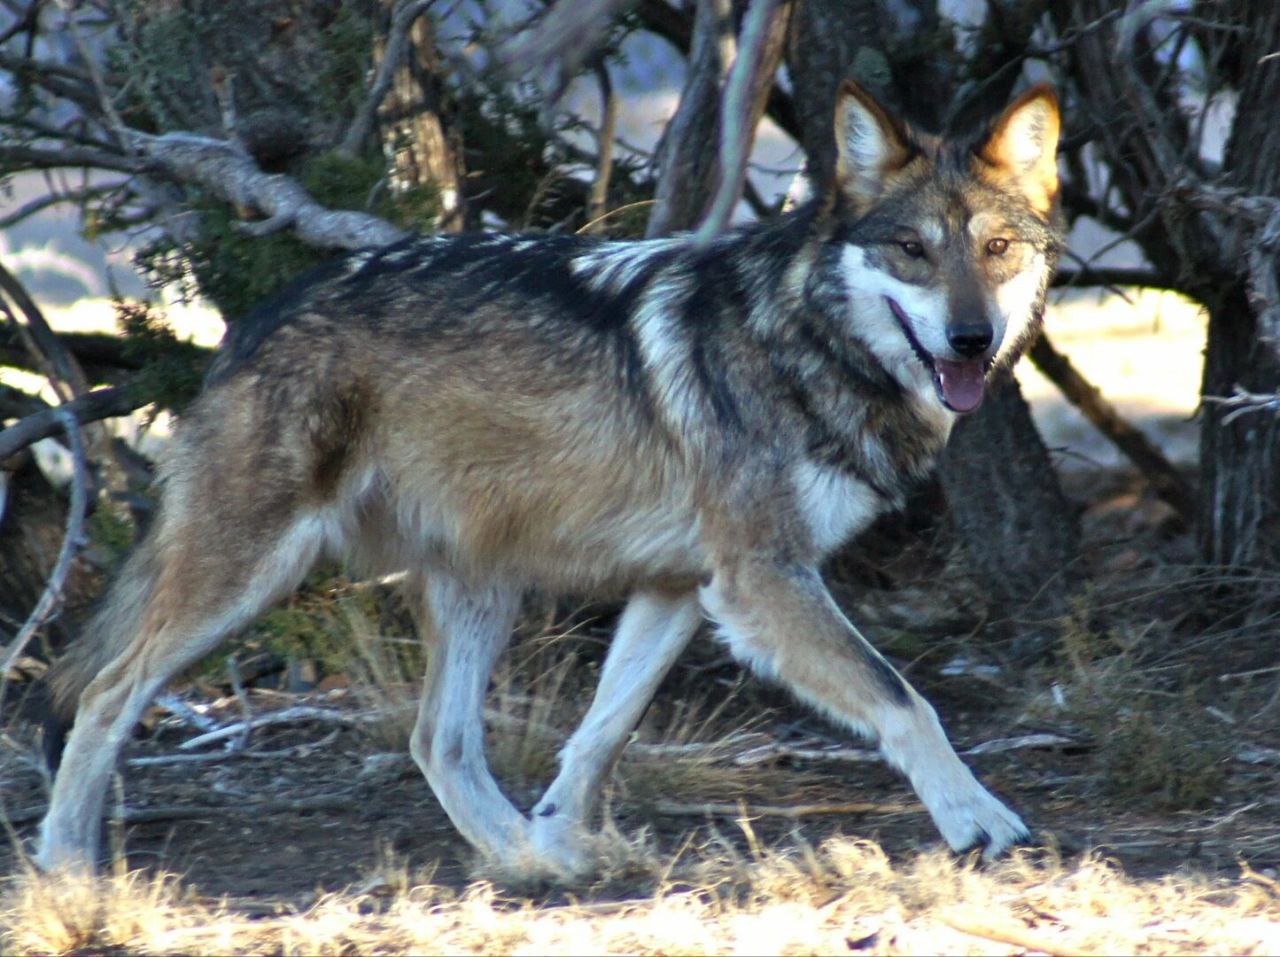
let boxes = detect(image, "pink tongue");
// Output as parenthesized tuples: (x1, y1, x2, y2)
(935, 359, 986, 413)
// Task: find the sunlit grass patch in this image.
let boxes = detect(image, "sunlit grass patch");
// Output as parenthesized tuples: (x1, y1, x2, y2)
(5, 837, 1278, 955)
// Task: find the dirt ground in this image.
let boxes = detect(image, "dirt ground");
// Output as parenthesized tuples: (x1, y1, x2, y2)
(4, 595, 1278, 912)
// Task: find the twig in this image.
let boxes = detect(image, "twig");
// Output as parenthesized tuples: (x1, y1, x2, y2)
(1114, 0, 1195, 180)
(961, 732, 1079, 755)
(0, 51, 103, 116)
(0, 142, 142, 173)
(127, 730, 342, 767)
(0, 185, 115, 230)
(338, 0, 437, 158)
(634, 0, 800, 146)
(1235, 745, 1280, 766)
(52, 0, 131, 148)
(1184, 801, 1259, 833)
(0, 0, 41, 47)
(154, 693, 221, 734)
(1201, 388, 1280, 424)
(1051, 266, 1174, 292)
(734, 732, 1080, 767)
(176, 706, 375, 751)
(0, 408, 89, 681)
(226, 656, 254, 751)
(1218, 663, 1280, 681)
(733, 741, 878, 766)
(1248, 206, 1280, 349)
(584, 61, 619, 233)
(576, 199, 657, 235)
(695, 0, 783, 244)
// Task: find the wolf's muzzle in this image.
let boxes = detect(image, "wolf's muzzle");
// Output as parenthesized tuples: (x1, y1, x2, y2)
(946, 322, 994, 359)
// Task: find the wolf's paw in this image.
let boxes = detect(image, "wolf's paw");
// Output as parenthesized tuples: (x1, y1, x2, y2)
(31, 842, 98, 877)
(931, 787, 1030, 862)
(522, 812, 598, 880)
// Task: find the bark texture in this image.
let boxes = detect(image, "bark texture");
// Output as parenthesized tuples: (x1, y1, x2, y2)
(1197, 1, 1280, 569)
(1056, 0, 1280, 571)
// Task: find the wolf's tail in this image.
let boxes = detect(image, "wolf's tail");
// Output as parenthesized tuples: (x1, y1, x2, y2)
(44, 534, 164, 758)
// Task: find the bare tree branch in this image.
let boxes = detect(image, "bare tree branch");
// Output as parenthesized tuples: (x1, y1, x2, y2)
(1051, 266, 1176, 292)
(0, 0, 40, 47)
(584, 60, 619, 233)
(0, 260, 91, 402)
(0, 385, 146, 462)
(0, 142, 143, 173)
(646, 0, 735, 238)
(636, 0, 799, 144)
(695, 0, 787, 243)
(501, 0, 635, 94)
(0, 51, 102, 115)
(338, 0, 437, 159)
(1203, 388, 1280, 425)
(0, 407, 89, 683)
(52, 0, 130, 147)
(1028, 332, 1193, 521)
(1114, 1, 1189, 175)
(1248, 208, 1280, 350)
(130, 132, 409, 249)
(0, 184, 114, 230)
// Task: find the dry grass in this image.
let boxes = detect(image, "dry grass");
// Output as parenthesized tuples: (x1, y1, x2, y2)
(5, 836, 1278, 955)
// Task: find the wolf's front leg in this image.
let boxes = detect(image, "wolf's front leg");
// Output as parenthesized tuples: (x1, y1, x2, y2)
(699, 555, 1028, 859)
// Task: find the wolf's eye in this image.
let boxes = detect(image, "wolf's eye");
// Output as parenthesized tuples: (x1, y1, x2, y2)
(986, 237, 1010, 256)
(899, 240, 925, 259)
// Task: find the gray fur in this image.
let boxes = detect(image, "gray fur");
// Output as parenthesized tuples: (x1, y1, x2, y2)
(38, 82, 1062, 876)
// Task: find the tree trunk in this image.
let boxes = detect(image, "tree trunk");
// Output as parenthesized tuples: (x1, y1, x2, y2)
(938, 377, 1078, 625)
(1196, 0, 1280, 569)
(1055, 0, 1280, 573)
(377, 4, 468, 231)
(1199, 287, 1280, 568)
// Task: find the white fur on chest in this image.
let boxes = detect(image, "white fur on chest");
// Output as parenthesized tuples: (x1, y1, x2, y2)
(791, 461, 883, 556)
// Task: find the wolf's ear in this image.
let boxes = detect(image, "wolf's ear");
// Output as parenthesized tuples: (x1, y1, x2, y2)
(977, 84, 1061, 215)
(834, 81, 914, 207)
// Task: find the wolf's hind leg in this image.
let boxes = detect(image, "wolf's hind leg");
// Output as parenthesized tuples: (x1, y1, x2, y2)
(408, 573, 535, 866)
(529, 590, 701, 868)
(36, 509, 329, 873)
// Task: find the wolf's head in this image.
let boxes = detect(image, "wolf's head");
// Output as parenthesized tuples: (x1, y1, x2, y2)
(823, 81, 1062, 414)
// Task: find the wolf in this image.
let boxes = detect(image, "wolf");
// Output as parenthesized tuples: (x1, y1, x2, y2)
(35, 79, 1061, 876)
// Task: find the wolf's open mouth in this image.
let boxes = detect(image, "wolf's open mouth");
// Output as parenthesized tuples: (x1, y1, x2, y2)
(885, 297, 988, 414)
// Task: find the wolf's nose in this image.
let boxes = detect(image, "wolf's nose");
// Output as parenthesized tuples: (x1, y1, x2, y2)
(947, 323, 993, 358)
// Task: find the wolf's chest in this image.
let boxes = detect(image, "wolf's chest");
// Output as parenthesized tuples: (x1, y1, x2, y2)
(791, 460, 885, 556)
